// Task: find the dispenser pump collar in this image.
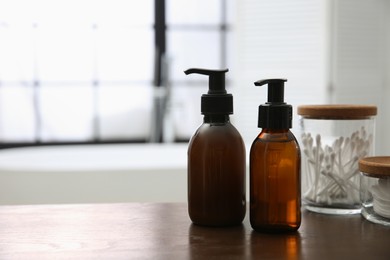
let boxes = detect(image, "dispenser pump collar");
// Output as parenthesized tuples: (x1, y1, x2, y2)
(255, 78, 292, 129)
(184, 68, 232, 115)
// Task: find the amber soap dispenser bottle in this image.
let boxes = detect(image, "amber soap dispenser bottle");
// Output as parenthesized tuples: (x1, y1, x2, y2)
(184, 68, 246, 227)
(250, 79, 301, 232)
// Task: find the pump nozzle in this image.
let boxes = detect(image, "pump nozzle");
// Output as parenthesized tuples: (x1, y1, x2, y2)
(184, 68, 228, 94)
(255, 78, 287, 104)
(254, 78, 292, 129)
(184, 68, 232, 115)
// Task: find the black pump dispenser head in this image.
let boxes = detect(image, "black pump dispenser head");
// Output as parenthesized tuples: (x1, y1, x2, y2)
(184, 68, 232, 115)
(254, 78, 292, 129)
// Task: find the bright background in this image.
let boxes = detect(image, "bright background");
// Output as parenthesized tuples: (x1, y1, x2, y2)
(0, 0, 389, 154)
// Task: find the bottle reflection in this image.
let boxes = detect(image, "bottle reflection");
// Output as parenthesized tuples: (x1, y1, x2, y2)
(188, 223, 246, 259)
(250, 231, 301, 259)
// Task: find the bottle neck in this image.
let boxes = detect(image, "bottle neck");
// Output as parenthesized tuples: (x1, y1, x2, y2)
(261, 128, 289, 133)
(203, 114, 230, 123)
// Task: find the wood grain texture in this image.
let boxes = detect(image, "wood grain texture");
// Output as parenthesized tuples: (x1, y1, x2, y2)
(0, 203, 389, 259)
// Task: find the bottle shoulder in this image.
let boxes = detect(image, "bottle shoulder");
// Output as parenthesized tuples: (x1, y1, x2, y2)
(192, 122, 242, 138)
(250, 130, 300, 153)
(189, 122, 245, 149)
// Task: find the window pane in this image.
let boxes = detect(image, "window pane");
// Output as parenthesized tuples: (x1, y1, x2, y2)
(225, 31, 235, 72)
(39, 84, 94, 141)
(31, 0, 96, 27)
(94, 0, 154, 26)
(0, 25, 35, 82)
(98, 84, 152, 140)
(0, 0, 153, 27)
(226, 0, 236, 25)
(0, 85, 35, 141)
(167, 0, 221, 25)
(170, 84, 203, 140)
(96, 27, 153, 82)
(167, 30, 221, 81)
(35, 27, 95, 82)
(0, 0, 36, 25)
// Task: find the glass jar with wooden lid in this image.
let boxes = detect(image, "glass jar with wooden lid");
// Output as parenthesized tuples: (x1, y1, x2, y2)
(298, 105, 377, 214)
(359, 156, 390, 226)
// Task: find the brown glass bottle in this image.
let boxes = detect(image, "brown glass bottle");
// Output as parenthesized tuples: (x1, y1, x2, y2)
(250, 78, 300, 232)
(250, 129, 301, 232)
(188, 114, 246, 226)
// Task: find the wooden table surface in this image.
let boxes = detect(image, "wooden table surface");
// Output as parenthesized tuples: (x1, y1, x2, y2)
(0, 203, 389, 259)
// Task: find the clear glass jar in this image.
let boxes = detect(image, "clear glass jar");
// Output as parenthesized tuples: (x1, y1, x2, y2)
(298, 105, 377, 214)
(359, 156, 390, 226)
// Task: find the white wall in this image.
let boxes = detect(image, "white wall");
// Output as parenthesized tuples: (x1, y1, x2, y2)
(233, 0, 328, 144)
(233, 0, 390, 155)
(330, 0, 389, 155)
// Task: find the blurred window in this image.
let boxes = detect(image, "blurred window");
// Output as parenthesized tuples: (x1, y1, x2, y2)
(0, 0, 232, 145)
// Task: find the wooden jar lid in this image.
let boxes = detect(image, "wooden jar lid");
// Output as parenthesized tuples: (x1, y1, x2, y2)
(297, 105, 377, 119)
(359, 157, 390, 178)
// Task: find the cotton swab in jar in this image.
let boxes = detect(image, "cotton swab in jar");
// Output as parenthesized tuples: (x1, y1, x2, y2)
(301, 127, 372, 206)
